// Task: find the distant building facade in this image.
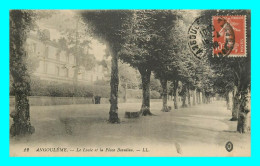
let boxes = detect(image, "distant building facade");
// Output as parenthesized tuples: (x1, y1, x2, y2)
(25, 30, 107, 84)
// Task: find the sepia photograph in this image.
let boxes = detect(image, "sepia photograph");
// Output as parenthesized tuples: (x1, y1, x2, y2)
(9, 10, 251, 157)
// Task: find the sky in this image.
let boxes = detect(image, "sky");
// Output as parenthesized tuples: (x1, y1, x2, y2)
(36, 10, 107, 61)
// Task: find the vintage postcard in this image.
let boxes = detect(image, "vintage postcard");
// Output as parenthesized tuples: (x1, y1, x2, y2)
(9, 10, 251, 157)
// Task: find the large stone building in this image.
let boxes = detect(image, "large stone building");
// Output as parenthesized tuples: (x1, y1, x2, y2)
(25, 30, 107, 84)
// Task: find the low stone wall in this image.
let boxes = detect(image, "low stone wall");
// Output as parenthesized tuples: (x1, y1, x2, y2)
(9, 96, 162, 106)
(9, 96, 100, 106)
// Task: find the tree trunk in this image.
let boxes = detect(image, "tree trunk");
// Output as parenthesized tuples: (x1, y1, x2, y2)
(10, 94, 35, 136)
(225, 92, 231, 110)
(160, 78, 169, 112)
(181, 85, 188, 108)
(187, 87, 191, 107)
(139, 68, 152, 116)
(109, 48, 120, 123)
(196, 91, 200, 104)
(123, 83, 127, 102)
(193, 89, 196, 105)
(202, 90, 206, 104)
(10, 56, 34, 136)
(173, 80, 179, 109)
(181, 94, 187, 107)
(199, 92, 202, 104)
(206, 96, 210, 103)
(231, 86, 239, 121)
(229, 91, 233, 110)
(9, 11, 34, 136)
(237, 86, 251, 133)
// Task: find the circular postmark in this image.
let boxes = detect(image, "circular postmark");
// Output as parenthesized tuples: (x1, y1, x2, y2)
(188, 16, 235, 59)
(188, 16, 213, 59)
(225, 141, 233, 152)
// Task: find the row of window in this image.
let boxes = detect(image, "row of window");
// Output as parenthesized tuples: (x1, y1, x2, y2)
(28, 42, 76, 64)
(28, 41, 105, 73)
(55, 66, 69, 77)
(28, 39, 104, 82)
(39, 60, 101, 81)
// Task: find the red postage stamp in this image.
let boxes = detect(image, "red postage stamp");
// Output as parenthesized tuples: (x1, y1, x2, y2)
(212, 15, 246, 57)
